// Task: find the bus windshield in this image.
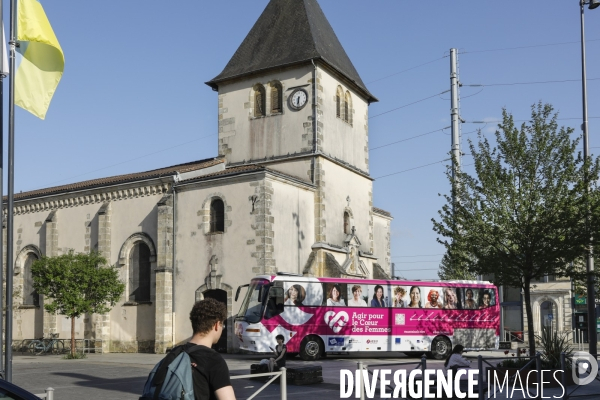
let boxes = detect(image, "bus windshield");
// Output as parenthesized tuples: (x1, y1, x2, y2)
(237, 279, 269, 323)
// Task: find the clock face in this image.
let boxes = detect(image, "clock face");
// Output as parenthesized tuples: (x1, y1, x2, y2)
(289, 89, 308, 110)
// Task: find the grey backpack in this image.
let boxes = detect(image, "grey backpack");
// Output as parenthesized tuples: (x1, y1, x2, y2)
(140, 344, 203, 400)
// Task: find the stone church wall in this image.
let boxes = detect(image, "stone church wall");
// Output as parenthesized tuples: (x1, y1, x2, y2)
(318, 67, 370, 173)
(216, 64, 314, 170)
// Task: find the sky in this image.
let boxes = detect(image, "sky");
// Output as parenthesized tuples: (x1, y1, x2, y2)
(1, 1, 599, 280)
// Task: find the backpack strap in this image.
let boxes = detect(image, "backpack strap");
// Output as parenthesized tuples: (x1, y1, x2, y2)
(152, 345, 186, 400)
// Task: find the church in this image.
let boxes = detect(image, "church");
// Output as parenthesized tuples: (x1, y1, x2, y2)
(16, 0, 392, 353)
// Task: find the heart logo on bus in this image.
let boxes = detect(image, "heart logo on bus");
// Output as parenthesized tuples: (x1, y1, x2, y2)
(324, 311, 349, 333)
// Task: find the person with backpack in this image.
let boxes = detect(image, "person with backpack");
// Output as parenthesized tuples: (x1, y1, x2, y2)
(140, 298, 236, 400)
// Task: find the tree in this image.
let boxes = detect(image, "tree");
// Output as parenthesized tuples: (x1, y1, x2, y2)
(432, 102, 600, 356)
(31, 251, 125, 356)
(438, 242, 477, 281)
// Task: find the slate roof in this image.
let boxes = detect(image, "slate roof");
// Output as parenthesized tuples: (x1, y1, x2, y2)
(12, 158, 225, 201)
(372, 207, 392, 218)
(206, 0, 377, 103)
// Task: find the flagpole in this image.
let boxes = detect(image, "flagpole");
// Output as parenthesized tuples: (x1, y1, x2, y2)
(0, 0, 5, 378)
(5, 0, 15, 382)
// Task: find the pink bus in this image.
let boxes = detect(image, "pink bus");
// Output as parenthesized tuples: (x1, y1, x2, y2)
(234, 274, 499, 360)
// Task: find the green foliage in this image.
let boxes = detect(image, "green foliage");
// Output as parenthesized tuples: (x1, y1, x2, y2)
(536, 327, 573, 370)
(63, 352, 87, 359)
(31, 251, 125, 357)
(497, 349, 533, 369)
(31, 251, 125, 319)
(438, 242, 477, 280)
(432, 102, 600, 356)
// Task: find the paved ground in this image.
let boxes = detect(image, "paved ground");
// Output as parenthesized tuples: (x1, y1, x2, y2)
(9, 350, 600, 399)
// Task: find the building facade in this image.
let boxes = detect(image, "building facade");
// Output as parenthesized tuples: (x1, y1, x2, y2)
(15, 0, 392, 353)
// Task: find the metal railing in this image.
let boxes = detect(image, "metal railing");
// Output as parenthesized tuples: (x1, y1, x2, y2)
(560, 352, 600, 400)
(356, 356, 428, 400)
(355, 353, 547, 400)
(34, 387, 54, 400)
(477, 353, 541, 400)
(19, 338, 103, 355)
(230, 367, 287, 400)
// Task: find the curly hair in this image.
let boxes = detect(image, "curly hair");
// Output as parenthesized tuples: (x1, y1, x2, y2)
(427, 289, 439, 303)
(393, 286, 406, 297)
(190, 298, 227, 335)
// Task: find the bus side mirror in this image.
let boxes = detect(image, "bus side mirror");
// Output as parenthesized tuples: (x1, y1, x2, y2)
(235, 284, 249, 302)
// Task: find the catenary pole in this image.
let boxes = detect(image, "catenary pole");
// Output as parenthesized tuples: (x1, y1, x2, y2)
(580, 0, 597, 354)
(5, 0, 14, 382)
(450, 48, 461, 206)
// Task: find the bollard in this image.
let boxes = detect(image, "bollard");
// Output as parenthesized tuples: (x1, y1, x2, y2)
(478, 356, 483, 400)
(357, 361, 365, 400)
(46, 387, 54, 400)
(560, 353, 567, 400)
(280, 367, 287, 400)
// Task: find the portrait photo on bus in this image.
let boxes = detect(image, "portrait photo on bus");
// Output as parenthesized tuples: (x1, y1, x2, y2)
(423, 287, 443, 309)
(391, 285, 410, 308)
(478, 288, 495, 309)
(407, 285, 423, 308)
(323, 283, 348, 307)
(283, 281, 324, 307)
(461, 287, 479, 309)
(368, 284, 390, 308)
(347, 284, 368, 307)
(442, 287, 458, 309)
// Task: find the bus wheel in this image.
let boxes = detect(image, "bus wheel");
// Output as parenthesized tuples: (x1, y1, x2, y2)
(300, 335, 323, 361)
(431, 336, 452, 360)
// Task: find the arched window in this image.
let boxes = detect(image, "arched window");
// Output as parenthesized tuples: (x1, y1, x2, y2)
(336, 86, 343, 118)
(23, 253, 40, 306)
(344, 91, 352, 124)
(254, 85, 266, 117)
(210, 198, 225, 233)
(271, 82, 282, 114)
(344, 212, 351, 234)
(129, 242, 151, 302)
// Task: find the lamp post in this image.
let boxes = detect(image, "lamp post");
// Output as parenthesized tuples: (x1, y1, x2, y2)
(580, 0, 600, 355)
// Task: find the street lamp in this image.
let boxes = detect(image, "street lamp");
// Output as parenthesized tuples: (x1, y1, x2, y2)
(580, 0, 599, 355)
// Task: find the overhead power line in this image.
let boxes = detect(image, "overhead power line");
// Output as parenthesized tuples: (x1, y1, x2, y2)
(460, 38, 600, 54)
(369, 90, 449, 120)
(392, 253, 445, 258)
(374, 159, 450, 180)
(30, 133, 218, 191)
(370, 126, 450, 151)
(367, 56, 447, 84)
(395, 268, 440, 272)
(464, 77, 600, 88)
(394, 260, 442, 264)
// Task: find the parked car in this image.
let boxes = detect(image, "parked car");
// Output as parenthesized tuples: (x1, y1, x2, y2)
(0, 378, 42, 400)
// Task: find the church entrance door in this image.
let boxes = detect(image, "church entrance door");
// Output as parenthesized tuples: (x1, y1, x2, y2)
(203, 289, 228, 353)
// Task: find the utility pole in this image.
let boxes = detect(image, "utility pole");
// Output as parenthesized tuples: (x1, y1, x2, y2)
(450, 48, 461, 206)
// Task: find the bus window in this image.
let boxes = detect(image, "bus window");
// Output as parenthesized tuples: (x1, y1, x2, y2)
(479, 289, 495, 309)
(324, 283, 347, 306)
(407, 286, 423, 308)
(347, 284, 368, 307)
(462, 288, 478, 310)
(391, 285, 408, 308)
(424, 287, 443, 309)
(442, 287, 458, 310)
(237, 279, 269, 323)
(265, 287, 284, 319)
(369, 284, 389, 307)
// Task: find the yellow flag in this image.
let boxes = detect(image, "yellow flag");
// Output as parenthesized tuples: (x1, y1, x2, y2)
(15, 0, 64, 119)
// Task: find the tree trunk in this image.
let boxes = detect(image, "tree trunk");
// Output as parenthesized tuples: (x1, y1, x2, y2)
(71, 317, 75, 357)
(523, 279, 536, 357)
